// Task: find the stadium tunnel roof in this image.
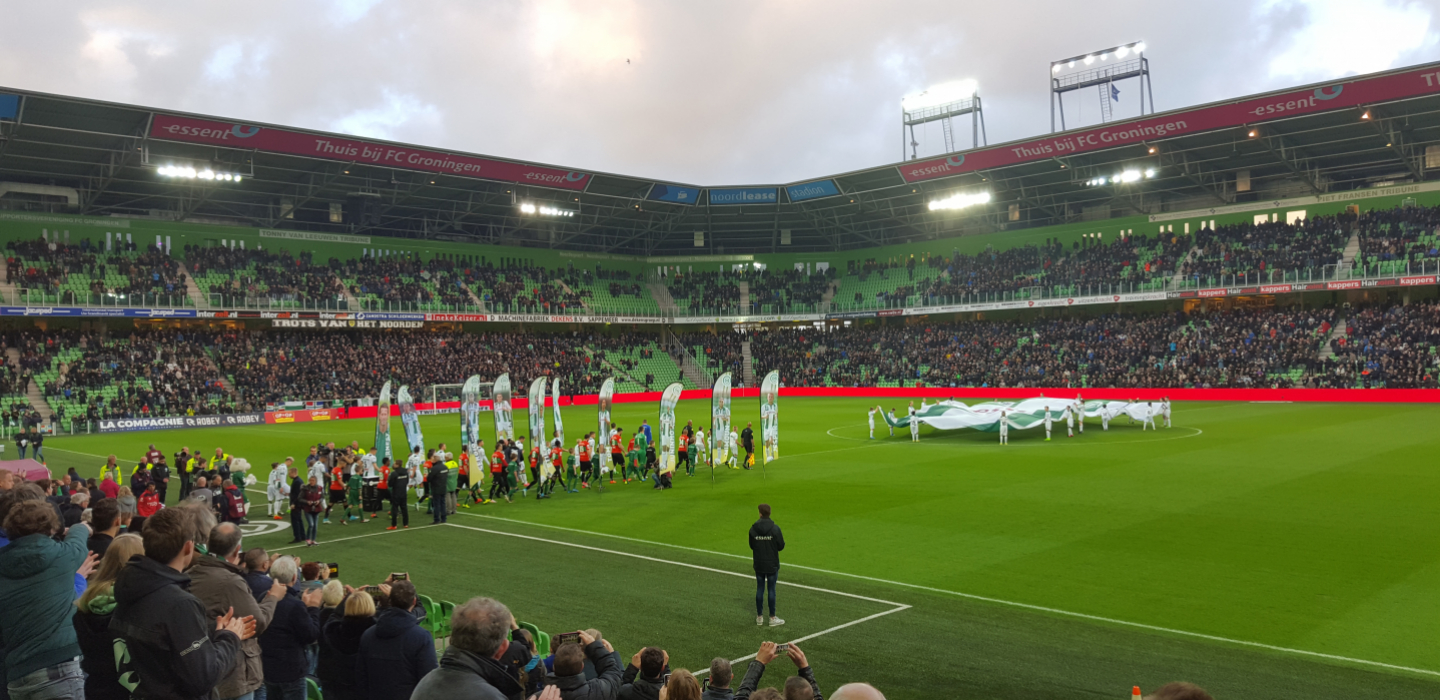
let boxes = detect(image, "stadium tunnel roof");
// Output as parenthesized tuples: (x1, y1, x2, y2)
(0, 60, 1438, 257)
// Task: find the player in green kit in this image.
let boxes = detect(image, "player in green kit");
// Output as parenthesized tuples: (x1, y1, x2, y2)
(343, 469, 366, 523)
(634, 430, 650, 481)
(625, 435, 644, 482)
(565, 443, 581, 493)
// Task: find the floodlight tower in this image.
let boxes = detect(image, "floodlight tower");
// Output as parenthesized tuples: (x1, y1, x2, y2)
(1050, 42, 1154, 132)
(901, 80, 988, 160)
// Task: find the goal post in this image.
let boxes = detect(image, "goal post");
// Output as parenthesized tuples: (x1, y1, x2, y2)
(421, 382, 493, 415)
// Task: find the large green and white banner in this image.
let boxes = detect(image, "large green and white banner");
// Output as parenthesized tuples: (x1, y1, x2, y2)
(597, 378, 614, 450)
(659, 382, 684, 476)
(398, 384, 424, 457)
(760, 370, 779, 463)
(375, 381, 393, 463)
(883, 398, 1165, 432)
(460, 375, 482, 455)
(551, 377, 565, 449)
(492, 374, 515, 442)
(528, 377, 548, 450)
(711, 372, 733, 464)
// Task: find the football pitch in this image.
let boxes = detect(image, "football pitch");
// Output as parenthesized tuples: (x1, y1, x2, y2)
(38, 398, 1440, 699)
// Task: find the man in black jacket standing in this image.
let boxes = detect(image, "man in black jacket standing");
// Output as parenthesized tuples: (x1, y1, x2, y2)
(287, 466, 305, 544)
(427, 459, 449, 525)
(110, 506, 255, 700)
(749, 503, 784, 627)
(740, 423, 755, 469)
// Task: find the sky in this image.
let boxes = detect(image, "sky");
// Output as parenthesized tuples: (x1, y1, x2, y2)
(0, 0, 1436, 185)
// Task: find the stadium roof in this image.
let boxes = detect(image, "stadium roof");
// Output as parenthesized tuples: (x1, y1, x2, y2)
(0, 60, 1437, 256)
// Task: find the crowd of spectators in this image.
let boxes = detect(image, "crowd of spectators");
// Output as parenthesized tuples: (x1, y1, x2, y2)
(5, 237, 187, 302)
(1183, 217, 1349, 284)
(1355, 204, 1440, 270)
(751, 304, 1346, 389)
(746, 268, 834, 312)
(187, 245, 346, 306)
(676, 331, 746, 380)
(668, 271, 741, 313)
(1326, 299, 1440, 388)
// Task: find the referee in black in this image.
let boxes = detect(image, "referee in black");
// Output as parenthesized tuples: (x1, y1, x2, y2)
(749, 503, 785, 627)
(741, 422, 755, 469)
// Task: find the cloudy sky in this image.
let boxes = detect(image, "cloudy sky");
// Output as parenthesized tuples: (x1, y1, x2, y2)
(0, 0, 1435, 185)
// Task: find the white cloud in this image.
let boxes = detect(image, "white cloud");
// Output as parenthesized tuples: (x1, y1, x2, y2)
(1264, 0, 1439, 81)
(329, 90, 442, 141)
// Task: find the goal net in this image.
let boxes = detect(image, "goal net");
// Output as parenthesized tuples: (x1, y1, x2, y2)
(418, 382, 494, 415)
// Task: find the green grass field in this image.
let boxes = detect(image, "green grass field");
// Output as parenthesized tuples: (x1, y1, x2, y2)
(33, 398, 1440, 699)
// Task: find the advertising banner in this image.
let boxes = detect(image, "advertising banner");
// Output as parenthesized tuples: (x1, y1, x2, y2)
(648, 184, 702, 205)
(760, 370, 780, 463)
(460, 375, 481, 458)
(899, 64, 1440, 184)
(552, 377, 565, 449)
(398, 385, 425, 458)
(265, 408, 343, 424)
(597, 377, 614, 452)
(97, 412, 264, 433)
(659, 382, 684, 475)
(149, 114, 592, 191)
(709, 187, 777, 205)
(492, 374, 515, 442)
(711, 372, 733, 465)
(528, 376, 548, 450)
(785, 179, 841, 202)
(374, 381, 393, 463)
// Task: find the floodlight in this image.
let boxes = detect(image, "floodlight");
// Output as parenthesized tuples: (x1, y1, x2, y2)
(902, 79, 978, 111)
(1084, 55, 1095, 65)
(1052, 64, 1062, 73)
(1116, 46, 1130, 58)
(927, 191, 991, 211)
(1099, 52, 1109, 61)
(1117, 170, 1141, 183)
(1144, 168, 1156, 178)
(1068, 60, 1075, 68)
(1133, 42, 1146, 52)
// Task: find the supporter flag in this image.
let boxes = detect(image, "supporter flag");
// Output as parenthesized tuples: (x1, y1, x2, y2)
(459, 375, 481, 458)
(711, 372, 732, 465)
(760, 370, 780, 464)
(659, 382, 683, 476)
(398, 384, 425, 457)
(492, 374, 514, 442)
(375, 381, 393, 463)
(528, 377, 547, 450)
(552, 378, 565, 448)
(598, 377, 614, 449)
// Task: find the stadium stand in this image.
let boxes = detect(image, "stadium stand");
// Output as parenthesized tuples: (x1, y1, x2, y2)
(186, 245, 347, 308)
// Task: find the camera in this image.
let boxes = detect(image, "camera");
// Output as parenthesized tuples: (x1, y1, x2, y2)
(776, 643, 789, 652)
(553, 631, 582, 646)
(391, 572, 408, 581)
(327, 563, 340, 577)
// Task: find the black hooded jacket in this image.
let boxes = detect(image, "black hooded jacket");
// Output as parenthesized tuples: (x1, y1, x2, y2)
(109, 556, 241, 700)
(748, 517, 785, 575)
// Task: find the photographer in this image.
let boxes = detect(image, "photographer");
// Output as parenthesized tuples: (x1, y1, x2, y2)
(549, 629, 620, 700)
(412, 597, 528, 700)
(618, 647, 667, 700)
(735, 642, 819, 700)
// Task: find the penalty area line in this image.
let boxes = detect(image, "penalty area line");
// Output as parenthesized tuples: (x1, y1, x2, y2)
(452, 512, 1440, 679)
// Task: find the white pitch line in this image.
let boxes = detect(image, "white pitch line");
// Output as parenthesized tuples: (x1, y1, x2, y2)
(451, 512, 1440, 678)
(444, 522, 904, 607)
(269, 521, 431, 552)
(693, 604, 912, 677)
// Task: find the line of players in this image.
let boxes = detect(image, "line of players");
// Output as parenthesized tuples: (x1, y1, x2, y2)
(866, 397, 1173, 445)
(261, 419, 761, 522)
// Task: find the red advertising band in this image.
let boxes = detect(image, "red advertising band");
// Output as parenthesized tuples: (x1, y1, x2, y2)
(899, 63, 1440, 183)
(149, 114, 592, 191)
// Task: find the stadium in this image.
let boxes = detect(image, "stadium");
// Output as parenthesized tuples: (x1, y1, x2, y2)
(1, 27, 1439, 700)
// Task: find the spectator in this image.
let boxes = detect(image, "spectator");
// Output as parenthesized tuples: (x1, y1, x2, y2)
(663, 671, 702, 700)
(189, 477, 214, 507)
(61, 491, 88, 528)
(548, 628, 621, 700)
(410, 597, 526, 700)
(0, 501, 91, 700)
(191, 522, 285, 700)
(99, 473, 120, 500)
(300, 476, 324, 546)
(318, 588, 378, 700)
(829, 685, 884, 700)
(242, 548, 274, 603)
(1144, 683, 1213, 700)
(88, 498, 122, 558)
(258, 556, 323, 700)
(73, 533, 145, 700)
(358, 580, 437, 700)
(117, 485, 138, 517)
(619, 647, 667, 700)
(110, 506, 253, 700)
(735, 642, 818, 700)
(703, 658, 734, 700)
(136, 484, 160, 517)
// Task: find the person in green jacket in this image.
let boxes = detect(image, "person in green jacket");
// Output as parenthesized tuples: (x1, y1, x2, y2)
(0, 500, 94, 699)
(343, 470, 366, 523)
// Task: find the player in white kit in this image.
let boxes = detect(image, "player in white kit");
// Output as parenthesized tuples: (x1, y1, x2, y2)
(1162, 398, 1172, 428)
(1043, 406, 1052, 441)
(267, 458, 292, 519)
(999, 410, 1010, 445)
(1065, 405, 1074, 437)
(908, 403, 919, 442)
(868, 406, 879, 439)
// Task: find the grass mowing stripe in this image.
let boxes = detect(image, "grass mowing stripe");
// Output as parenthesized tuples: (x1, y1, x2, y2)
(452, 511, 1440, 679)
